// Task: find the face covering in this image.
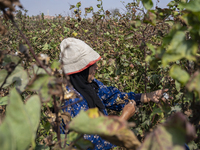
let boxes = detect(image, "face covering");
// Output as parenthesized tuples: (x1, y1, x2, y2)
(69, 67, 105, 113)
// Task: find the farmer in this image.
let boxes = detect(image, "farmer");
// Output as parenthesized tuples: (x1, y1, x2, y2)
(60, 37, 169, 149)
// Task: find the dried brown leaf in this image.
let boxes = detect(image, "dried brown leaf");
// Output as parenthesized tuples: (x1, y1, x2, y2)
(69, 109, 141, 150)
(61, 112, 71, 124)
(0, 23, 7, 35)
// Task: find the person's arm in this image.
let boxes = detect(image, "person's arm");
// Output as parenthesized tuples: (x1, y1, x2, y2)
(118, 89, 171, 121)
(140, 89, 169, 103)
(119, 101, 136, 121)
(94, 79, 140, 111)
(94, 79, 171, 120)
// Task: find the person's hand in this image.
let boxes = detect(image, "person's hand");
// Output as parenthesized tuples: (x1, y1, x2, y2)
(119, 101, 136, 121)
(141, 89, 172, 103)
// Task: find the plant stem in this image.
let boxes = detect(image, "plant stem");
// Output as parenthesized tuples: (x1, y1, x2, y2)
(53, 95, 61, 148)
(59, 99, 83, 110)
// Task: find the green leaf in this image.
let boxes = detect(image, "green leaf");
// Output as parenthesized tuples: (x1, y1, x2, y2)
(146, 43, 156, 55)
(32, 37, 37, 42)
(0, 88, 41, 150)
(69, 108, 141, 149)
(165, 20, 174, 27)
(139, 112, 195, 150)
(167, 1, 176, 7)
(178, 0, 200, 12)
(42, 43, 49, 51)
(123, 63, 129, 67)
(0, 65, 29, 92)
(49, 29, 53, 34)
(0, 96, 8, 105)
(51, 23, 56, 28)
(85, 6, 94, 13)
(148, 11, 156, 25)
(135, 20, 141, 27)
(169, 65, 190, 85)
(28, 75, 50, 91)
(0, 122, 15, 150)
(162, 31, 197, 66)
(150, 108, 163, 119)
(125, 33, 134, 40)
(28, 75, 55, 102)
(70, 5, 75, 10)
(130, 20, 141, 28)
(97, 4, 101, 8)
(51, 61, 61, 70)
(25, 95, 41, 148)
(187, 71, 200, 97)
(75, 23, 79, 28)
(141, 0, 153, 10)
(0, 69, 7, 86)
(64, 27, 70, 34)
(175, 80, 181, 92)
(168, 31, 185, 50)
(64, 132, 94, 149)
(187, 141, 198, 150)
(41, 30, 47, 34)
(76, 2, 81, 8)
(171, 105, 182, 113)
(89, 6, 93, 11)
(35, 145, 50, 150)
(32, 65, 48, 75)
(3, 54, 20, 66)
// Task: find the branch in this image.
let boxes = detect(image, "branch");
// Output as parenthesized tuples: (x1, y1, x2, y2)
(53, 95, 61, 148)
(59, 99, 83, 110)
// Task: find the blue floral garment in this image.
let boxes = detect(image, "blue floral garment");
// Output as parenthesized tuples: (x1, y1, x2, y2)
(61, 79, 141, 150)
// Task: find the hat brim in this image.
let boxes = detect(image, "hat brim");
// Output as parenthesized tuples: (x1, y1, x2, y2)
(64, 56, 101, 75)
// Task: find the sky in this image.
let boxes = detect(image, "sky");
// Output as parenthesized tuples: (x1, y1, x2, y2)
(18, 0, 172, 16)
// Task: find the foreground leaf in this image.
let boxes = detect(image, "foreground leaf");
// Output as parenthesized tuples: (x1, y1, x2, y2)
(141, 0, 153, 10)
(0, 88, 41, 150)
(0, 122, 15, 150)
(187, 71, 200, 97)
(25, 95, 41, 147)
(69, 108, 141, 149)
(162, 31, 197, 67)
(32, 65, 48, 75)
(139, 112, 196, 150)
(169, 65, 190, 85)
(65, 132, 94, 149)
(0, 65, 29, 92)
(35, 145, 50, 150)
(0, 96, 8, 105)
(3, 54, 20, 66)
(28, 74, 55, 101)
(5, 88, 34, 150)
(178, 0, 200, 12)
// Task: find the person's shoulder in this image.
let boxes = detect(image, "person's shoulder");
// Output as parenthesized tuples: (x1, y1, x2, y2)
(94, 78, 103, 85)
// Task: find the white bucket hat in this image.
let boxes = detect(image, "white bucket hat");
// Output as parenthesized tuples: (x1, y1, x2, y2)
(60, 38, 101, 75)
